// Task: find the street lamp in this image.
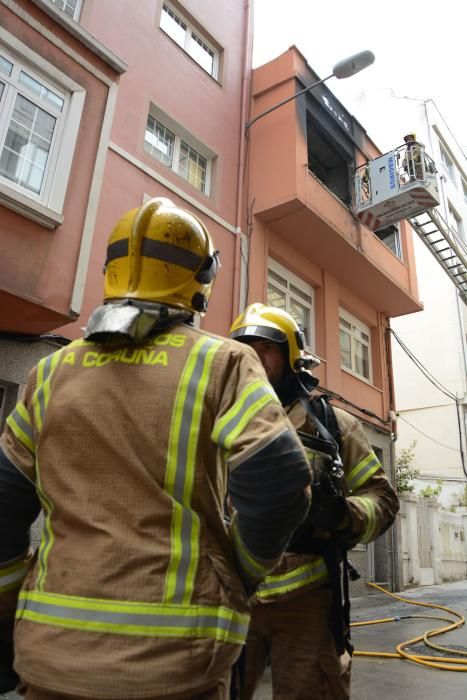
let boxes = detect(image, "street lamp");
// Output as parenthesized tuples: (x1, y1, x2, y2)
(245, 50, 375, 131)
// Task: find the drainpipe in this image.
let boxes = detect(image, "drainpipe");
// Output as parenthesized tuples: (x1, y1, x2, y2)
(232, 0, 253, 321)
(386, 317, 401, 590)
(70, 81, 119, 317)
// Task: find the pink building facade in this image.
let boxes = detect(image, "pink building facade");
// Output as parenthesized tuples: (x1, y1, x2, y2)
(0, 0, 252, 424)
(245, 47, 423, 588)
(0, 3, 421, 588)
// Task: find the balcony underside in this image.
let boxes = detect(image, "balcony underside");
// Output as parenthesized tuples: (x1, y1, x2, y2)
(0, 289, 74, 335)
(256, 196, 423, 318)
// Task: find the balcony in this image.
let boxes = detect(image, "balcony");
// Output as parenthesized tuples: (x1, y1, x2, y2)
(249, 47, 423, 318)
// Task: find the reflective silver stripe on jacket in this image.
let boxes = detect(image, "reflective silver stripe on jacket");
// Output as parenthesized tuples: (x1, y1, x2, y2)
(17, 590, 249, 643)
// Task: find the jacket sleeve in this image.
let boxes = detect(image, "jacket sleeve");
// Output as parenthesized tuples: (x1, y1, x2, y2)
(0, 375, 40, 617)
(0, 379, 41, 693)
(211, 344, 311, 585)
(337, 409, 399, 546)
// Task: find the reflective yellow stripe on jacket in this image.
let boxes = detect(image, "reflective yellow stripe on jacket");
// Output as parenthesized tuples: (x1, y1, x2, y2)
(211, 380, 279, 450)
(353, 496, 377, 543)
(230, 518, 272, 581)
(31, 349, 66, 591)
(16, 590, 249, 644)
(346, 451, 380, 492)
(0, 559, 29, 593)
(255, 449, 382, 600)
(256, 557, 328, 600)
(164, 336, 222, 605)
(6, 402, 35, 455)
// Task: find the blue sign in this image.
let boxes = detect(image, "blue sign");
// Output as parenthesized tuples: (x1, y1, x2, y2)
(388, 155, 396, 190)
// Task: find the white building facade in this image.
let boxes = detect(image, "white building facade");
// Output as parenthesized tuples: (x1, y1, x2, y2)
(346, 89, 467, 506)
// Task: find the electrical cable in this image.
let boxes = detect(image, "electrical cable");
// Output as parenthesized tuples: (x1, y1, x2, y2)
(390, 329, 456, 401)
(317, 386, 390, 427)
(389, 329, 467, 478)
(352, 582, 467, 671)
(397, 414, 463, 452)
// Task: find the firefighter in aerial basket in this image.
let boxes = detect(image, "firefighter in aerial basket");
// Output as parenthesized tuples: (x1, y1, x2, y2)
(402, 132, 424, 181)
(0, 200, 313, 700)
(229, 303, 400, 700)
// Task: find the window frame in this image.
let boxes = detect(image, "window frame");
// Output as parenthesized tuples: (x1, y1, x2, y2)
(144, 106, 213, 196)
(439, 140, 456, 182)
(0, 29, 85, 228)
(374, 222, 402, 259)
(267, 258, 315, 351)
(49, 0, 82, 21)
(160, 2, 220, 80)
(447, 200, 464, 240)
(339, 308, 373, 383)
(0, 50, 68, 204)
(462, 178, 467, 206)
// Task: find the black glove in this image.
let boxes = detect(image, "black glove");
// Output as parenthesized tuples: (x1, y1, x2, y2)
(287, 482, 350, 555)
(308, 483, 349, 532)
(0, 616, 19, 693)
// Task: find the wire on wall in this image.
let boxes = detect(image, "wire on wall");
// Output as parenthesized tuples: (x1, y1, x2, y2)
(389, 328, 467, 478)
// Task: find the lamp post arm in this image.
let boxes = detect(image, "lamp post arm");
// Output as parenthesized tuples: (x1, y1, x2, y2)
(245, 73, 334, 131)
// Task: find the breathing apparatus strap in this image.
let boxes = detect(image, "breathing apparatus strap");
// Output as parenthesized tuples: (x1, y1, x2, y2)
(300, 397, 353, 657)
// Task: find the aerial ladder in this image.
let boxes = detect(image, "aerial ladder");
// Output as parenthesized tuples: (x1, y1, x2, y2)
(354, 140, 467, 303)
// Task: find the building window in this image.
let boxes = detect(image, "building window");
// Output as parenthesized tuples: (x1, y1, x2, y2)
(374, 223, 402, 259)
(0, 37, 84, 227)
(439, 142, 455, 181)
(0, 55, 65, 197)
(462, 179, 467, 205)
(339, 309, 372, 381)
(160, 3, 219, 79)
(448, 201, 463, 240)
(49, 0, 82, 20)
(306, 112, 353, 206)
(267, 259, 314, 348)
(144, 111, 211, 194)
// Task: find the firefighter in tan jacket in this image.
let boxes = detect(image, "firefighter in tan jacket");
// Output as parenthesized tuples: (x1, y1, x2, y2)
(0, 200, 312, 700)
(229, 304, 400, 700)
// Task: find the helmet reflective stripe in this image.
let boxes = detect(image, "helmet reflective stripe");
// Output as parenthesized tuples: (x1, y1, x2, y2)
(230, 325, 286, 344)
(163, 336, 222, 605)
(229, 303, 313, 373)
(17, 590, 249, 644)
(6, 402, 35, 455)
(346, 451, 380, 492)
(211, 380, 279, 450)
(104, 198, 219, 313)
(0, 559, 28, 593)
(105, 237, 203, 272)
(256, 558, 328, 599)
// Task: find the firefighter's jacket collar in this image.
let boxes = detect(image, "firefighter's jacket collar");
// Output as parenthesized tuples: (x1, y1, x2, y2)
(84, 301, 193, 344)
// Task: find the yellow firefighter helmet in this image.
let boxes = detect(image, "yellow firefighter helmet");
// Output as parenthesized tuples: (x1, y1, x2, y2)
(103, 197, 219, 313)
(404, 132, 417, 142)
(229, 303, 318, 372)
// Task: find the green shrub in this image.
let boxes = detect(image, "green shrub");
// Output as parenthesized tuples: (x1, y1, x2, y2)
(418, 479, 443, 500)
(395, 441, 419, 492)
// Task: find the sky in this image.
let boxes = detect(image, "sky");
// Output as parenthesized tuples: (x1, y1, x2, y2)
(253, 0, 467, 155)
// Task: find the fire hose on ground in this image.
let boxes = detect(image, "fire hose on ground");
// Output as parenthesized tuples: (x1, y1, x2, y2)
(351, 581, 467, 671)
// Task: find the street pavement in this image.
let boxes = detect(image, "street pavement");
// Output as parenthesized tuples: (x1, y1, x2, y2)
(255, 579, 467, 699)
(3, 580, 467, 700)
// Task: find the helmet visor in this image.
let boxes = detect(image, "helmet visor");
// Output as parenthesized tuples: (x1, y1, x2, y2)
(231, 324, 287, 344)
